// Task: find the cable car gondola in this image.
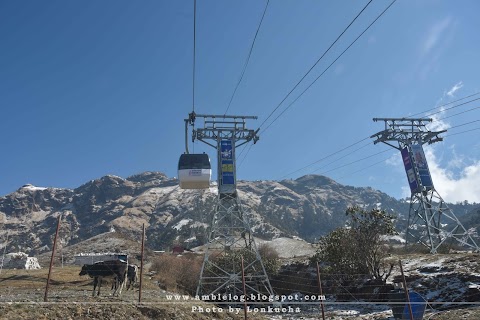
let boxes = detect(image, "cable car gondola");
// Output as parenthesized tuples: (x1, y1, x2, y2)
(178, 153, 211, 189)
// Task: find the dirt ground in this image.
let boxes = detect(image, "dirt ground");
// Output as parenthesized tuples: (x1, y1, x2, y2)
(1, 265, 480, 319)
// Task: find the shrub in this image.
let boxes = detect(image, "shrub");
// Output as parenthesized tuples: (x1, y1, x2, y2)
(151, 254, 202, 295)
(311, 206, 397, 281)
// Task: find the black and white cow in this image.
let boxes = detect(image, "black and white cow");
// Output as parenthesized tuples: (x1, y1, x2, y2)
(126, 264, 139, 290)
(111, 264, 139, 291)
(79, 260, 128, 297)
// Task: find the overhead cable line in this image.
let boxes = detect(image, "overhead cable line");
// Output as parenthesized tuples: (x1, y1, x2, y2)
(192, 0, 197, 113)
(241, 0, 395, 177)
(334, 126, 480, 181)
(224, 0, 270, 115)
(304, 119, 480, 180)
(315, 149, 390, 175)
(309, 140, 374, 173)
(257, 0, 375, 130)
(260, 0, 397, 134)
(448, 119, 480, 130)
(343, 127, 480, 179)
(410, 91, 480, 118)
(336, 154, 396, 180)
(444, 127, 480, 138)
(335, 122, 480, 181)
(282, 107, 479, 180)
(279, 137, 372, 179)
(437, 105, 480, 121)
(425, 97, 480, 118)
(237, 143, 254, 169)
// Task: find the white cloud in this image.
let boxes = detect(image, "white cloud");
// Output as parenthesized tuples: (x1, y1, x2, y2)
(417, 17, 455, 80)
(400, 185, 410, 199)
(447, 81, 463, 97)
(422, 17, 452, 56)
(395, 146, 480, 203)
(385, 153, 401, 167)
(425, 102, 451, 132)
(423, 146, 480, 203)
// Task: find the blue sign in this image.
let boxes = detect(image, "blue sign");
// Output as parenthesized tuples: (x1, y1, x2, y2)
(220, 140, 232, 160)
(401, 147, 418, 193)
(220, 140, 235, 185)
(403, 291, 426, 320)
(411, 144, 433, 189)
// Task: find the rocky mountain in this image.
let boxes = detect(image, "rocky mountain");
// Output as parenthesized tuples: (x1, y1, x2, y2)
(0, 172, 478, 255)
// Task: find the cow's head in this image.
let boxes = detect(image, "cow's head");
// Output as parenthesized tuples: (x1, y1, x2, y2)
(79, 265, 88, 276)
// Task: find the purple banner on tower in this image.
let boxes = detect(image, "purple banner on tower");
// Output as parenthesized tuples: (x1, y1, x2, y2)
(401, 147, 418, 193)
(411, 144, 433, 189)
(220, 140, 235, 185)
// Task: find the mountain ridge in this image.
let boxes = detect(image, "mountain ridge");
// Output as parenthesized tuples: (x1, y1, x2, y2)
(1, 171, 478, 255)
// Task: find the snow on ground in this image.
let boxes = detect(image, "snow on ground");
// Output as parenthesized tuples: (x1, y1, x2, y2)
(256, 237, 316, 259)
(20, 184, 47, 191)
(172, 218, 192, 230)
(382, 235, 406, 243)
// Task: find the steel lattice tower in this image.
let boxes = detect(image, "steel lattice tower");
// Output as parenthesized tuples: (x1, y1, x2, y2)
(185, 112, 274, 300)
(371, 118, 479, 253)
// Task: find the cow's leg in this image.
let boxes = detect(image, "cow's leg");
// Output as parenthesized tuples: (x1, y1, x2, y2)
(111, 277, 117, 292)
(97, 276, 102, 296)
(116, 273, 126, 296)
(92, 277, 98, 297)
(112, 277, 118, 296)
(126, 279, 131, 291)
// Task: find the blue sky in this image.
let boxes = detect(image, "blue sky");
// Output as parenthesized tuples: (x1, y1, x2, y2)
(1, 0, 480, 202)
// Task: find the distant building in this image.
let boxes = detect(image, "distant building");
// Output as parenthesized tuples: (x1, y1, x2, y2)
(171, 246, 194, 255)
(172, 245, 185, 255)
(73, 252, 128, 265)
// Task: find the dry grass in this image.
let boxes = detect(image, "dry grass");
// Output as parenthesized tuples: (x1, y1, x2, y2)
(150, 253, 202, 295)
(0, 265, 250, 319)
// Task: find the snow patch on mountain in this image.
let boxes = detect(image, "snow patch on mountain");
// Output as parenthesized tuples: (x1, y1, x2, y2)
(172, 219, 192, 230)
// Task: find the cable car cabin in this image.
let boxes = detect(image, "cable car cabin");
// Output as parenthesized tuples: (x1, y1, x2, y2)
(178, 153, 212, 189)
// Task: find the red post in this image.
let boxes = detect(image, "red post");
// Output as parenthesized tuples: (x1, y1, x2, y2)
(139, 223, 145, 303)
(316, 262, 326, 320)
(399, 260, 414, 320)
(44, 214, 61, 302)
(241, 256, 248, 320)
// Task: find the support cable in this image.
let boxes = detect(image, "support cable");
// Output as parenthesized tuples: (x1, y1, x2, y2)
(315, 149, 390, 175)
(277, 115, 479, 181)
(448, 119, 480, 130)
(436, 105, 480, 121)
(258, 0, 376, 130)
(308, 140, 373, 174)
(444, 126, 480, 138)
(192, 0, 196, 113)
(260, 0, 396, 134)
(333, 122, 480, 181)
(279, 137, 371, 179)
(410, 91, 480, 118)
(336, 154, 396, 180)
(224, 0, 270, 115)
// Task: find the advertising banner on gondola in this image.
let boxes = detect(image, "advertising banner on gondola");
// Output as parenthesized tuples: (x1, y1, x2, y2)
(220, 140, 235, 185)
(411, 144, 433, 189)
(401, 147, 418, 193)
